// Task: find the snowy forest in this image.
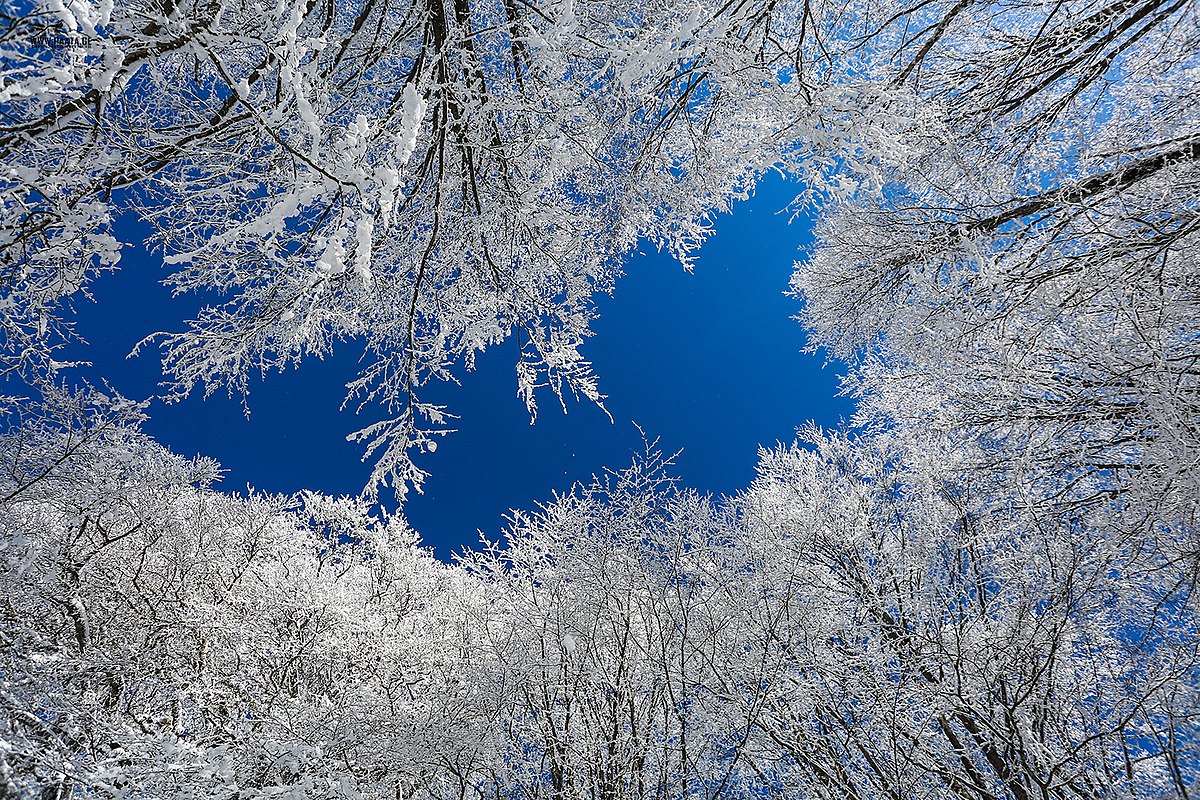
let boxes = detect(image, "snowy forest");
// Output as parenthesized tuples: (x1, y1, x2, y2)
(2, 0, 1199, 796)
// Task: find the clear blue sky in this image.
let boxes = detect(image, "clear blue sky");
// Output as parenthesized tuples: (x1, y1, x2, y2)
(65, 174, 852, 559)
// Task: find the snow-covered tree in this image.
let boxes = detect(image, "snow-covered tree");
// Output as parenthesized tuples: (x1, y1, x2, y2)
(738, 428, 1200, 800)
(2, 388, 1196, 799)
(791, 0, 1200, 534)
(2, 0, 826, 493)
(782, 6, 1200, 790)
(0, 387, 484, 798)
(462, 449, 772, 800)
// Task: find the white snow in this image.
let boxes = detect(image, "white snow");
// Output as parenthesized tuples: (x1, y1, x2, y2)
(396, 85, 425, 165)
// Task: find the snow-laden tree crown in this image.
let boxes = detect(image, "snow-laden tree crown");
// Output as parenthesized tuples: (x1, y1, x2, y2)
(2, 0, 1198, 796)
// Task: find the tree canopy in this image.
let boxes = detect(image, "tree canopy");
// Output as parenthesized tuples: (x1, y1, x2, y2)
(1, 0, 1198, 796)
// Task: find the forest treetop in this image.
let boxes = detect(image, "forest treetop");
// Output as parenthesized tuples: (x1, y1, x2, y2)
(2, 0, 1199, 796)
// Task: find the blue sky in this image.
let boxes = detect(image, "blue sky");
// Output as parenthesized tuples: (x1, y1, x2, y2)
(66, 174, 851, 559)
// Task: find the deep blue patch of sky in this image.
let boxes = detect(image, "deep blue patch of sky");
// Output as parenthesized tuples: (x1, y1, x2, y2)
(60, 173, 852, 559)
